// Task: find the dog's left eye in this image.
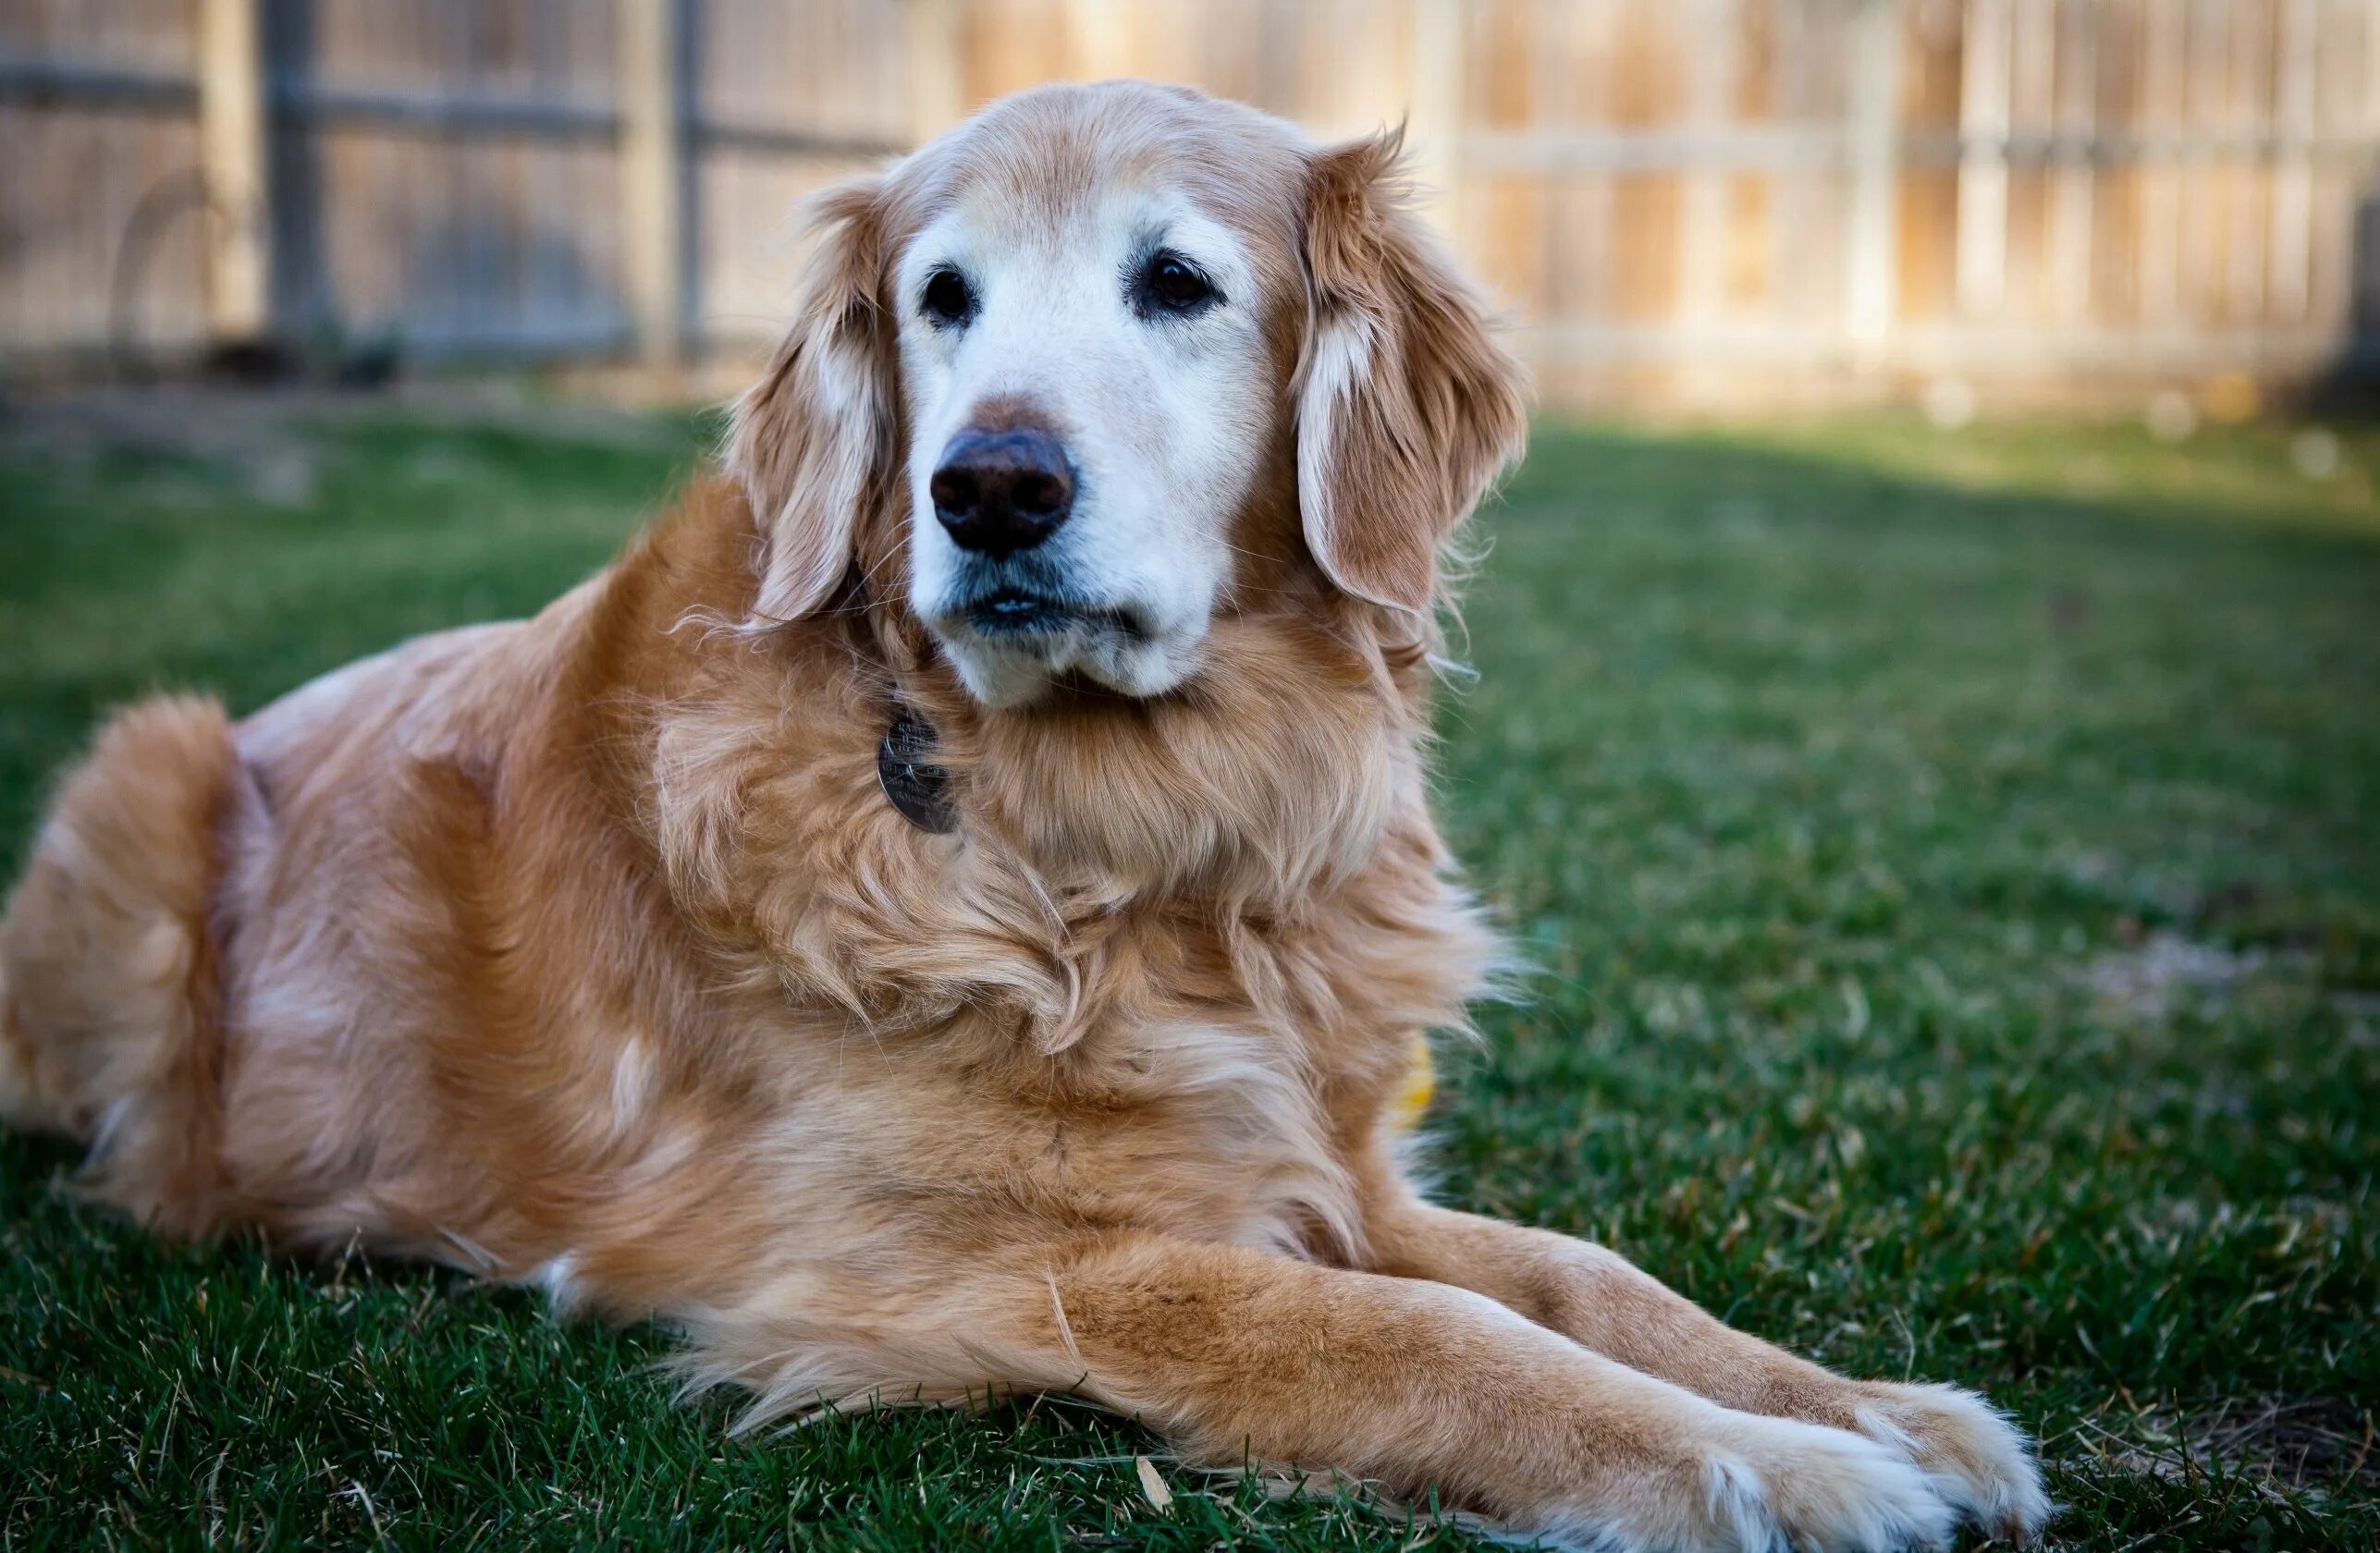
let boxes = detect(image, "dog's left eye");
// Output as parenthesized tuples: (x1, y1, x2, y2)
(1132, 251, 1220, 318)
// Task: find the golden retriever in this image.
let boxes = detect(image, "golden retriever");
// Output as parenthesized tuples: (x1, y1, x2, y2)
(0, 83, 2045, 1551)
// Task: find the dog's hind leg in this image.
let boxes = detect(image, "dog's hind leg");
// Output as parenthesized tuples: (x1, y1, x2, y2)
(0, 694, 241, 1238)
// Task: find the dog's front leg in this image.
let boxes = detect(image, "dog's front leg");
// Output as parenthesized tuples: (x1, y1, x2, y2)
(1362, 1195, 2049, 1543)
(1021, 1232, 1952, 1552)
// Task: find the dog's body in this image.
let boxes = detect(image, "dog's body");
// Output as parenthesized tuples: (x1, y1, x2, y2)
(1, 85, 2045, 1551)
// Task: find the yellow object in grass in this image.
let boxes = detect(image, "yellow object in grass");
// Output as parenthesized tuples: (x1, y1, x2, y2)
(1391, 1033, 1435, 1129)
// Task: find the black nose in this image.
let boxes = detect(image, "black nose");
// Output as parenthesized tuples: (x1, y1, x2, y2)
(929, 426, 1074, 556)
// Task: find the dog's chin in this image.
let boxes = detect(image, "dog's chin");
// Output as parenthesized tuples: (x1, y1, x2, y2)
(927, 596, 1197, 708)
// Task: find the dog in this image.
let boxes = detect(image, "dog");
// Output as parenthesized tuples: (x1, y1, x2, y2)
(0, 83, 2046, 1551)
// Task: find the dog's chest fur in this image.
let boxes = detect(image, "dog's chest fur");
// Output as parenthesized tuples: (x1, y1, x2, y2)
(626, 602, 1491, 1275)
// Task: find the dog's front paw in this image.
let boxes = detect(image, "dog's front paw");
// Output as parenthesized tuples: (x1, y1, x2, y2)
(1853, 1381, 2050, 1544)
(1707, 1412, 1958, 1552)
(1544, 1410, 1956, 1553)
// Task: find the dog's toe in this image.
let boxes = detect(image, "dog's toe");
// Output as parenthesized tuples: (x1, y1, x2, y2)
(1714, 1412, 1960, 1552)
(1854, 1381, 2051, 1544)
(1539, 1410, 1958, 1553)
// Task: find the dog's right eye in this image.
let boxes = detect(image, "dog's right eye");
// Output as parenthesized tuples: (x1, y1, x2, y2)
(921, 267, 975, 328)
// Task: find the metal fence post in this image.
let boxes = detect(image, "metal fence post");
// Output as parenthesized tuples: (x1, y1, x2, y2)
(620, 0, 687, 367)
(198, 0, 269, 343)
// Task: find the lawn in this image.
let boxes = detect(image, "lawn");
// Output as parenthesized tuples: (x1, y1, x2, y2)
(2, 393, 2374, 1550)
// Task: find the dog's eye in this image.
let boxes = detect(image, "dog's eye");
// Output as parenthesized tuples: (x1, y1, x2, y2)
(1132, 251, 1220, 319)
(920, 267, 975, 328)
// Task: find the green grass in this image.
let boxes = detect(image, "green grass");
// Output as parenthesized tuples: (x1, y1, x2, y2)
(3, 399, 2375, 1550)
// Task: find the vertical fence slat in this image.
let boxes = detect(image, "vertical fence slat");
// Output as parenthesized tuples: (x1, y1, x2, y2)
(2223, 1, 2270, 322)
(902, 0, 964, 141)
(1063, 0, 1135, 81)
(1405, 0, 1464, 230)
(197, 0, 268, 341)
(2046, 0, 2094, 322)
(1677, 0, 1738, 334)
(2137, 0, 2183, 323)
(1845, 0, 1901, 358)
(2179, 0, 2225, 319)
(2271, 0, 2316, 320)
(618, 0, 683, 365)
(1957, 0, 2011, 316)
(2010, 0, 2052, 313)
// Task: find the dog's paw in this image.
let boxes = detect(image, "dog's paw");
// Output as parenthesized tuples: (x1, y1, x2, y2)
(1708, 1412, 1958, 1552)
(1543, 1410, 1956, 1553)
(1853, 1381, 2050, 1544)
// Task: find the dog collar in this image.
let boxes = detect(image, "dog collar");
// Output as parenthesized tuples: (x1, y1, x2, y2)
(878, 707, 956, 834)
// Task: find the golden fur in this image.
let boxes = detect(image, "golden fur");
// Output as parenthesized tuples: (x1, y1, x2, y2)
(0, 84, 2044, 1551)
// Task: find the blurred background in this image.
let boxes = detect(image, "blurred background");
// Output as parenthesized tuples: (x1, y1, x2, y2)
(5, 0, 2379, 417)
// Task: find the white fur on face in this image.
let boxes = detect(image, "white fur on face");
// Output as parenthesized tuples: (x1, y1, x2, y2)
(895, 193, 1272, 707)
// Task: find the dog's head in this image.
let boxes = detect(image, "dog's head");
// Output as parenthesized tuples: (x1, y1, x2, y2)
(730, 81, 1527, 708)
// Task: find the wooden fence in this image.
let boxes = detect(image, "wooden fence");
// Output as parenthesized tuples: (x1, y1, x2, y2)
(5, 0, 2379, 405)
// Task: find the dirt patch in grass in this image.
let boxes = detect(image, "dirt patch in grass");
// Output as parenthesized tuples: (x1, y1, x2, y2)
(2079, 930, 2323, 1026)
(2077, 1392, 2377, 1507)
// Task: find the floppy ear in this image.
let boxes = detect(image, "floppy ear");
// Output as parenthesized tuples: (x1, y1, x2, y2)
(727, 176, 897, 623)
(1296, 129, 1529, 614)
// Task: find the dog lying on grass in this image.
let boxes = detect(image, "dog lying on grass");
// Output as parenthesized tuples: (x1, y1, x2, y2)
(0, 82, 2045, 1551)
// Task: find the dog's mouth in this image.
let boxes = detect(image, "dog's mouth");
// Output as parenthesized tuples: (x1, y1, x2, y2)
(921, 556, 1191, 705)
(960, 586, 1150, 643)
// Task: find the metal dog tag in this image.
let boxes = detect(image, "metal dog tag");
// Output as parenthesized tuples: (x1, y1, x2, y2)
(877, 709, 957, 834)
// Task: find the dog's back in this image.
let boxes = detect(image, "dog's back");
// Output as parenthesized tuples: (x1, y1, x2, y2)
(0, 611, 543, 1239)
